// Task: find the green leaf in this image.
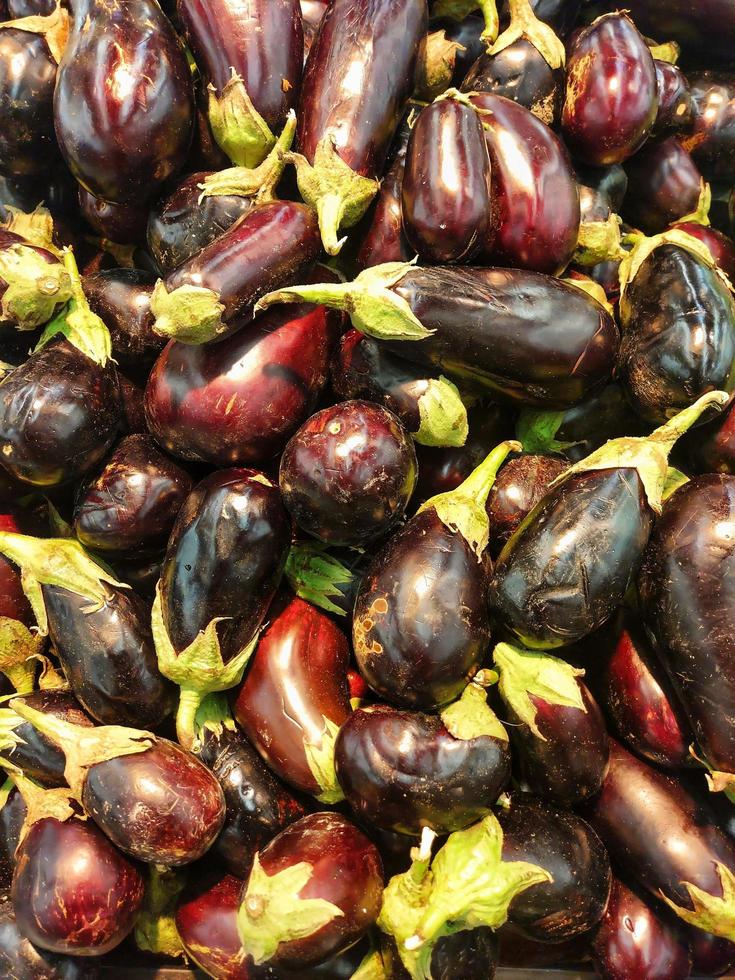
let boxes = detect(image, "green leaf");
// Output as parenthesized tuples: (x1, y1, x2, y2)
(662, 467, 689, 501)
(284, 542, 355, 617)
(35, 249, 111, 365)
(515, 409, 573, 454)
(303, 715, 345, 804)
(440, 680, 508, 742)
(134, 866, 187, 958)
(660, 862, 735, 941)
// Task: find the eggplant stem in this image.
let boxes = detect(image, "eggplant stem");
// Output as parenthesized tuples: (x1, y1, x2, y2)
(175, 687, 204, 751)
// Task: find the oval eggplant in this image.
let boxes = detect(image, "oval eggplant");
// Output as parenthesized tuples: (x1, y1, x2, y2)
(83, 269, 163, 367)
(462, 41, 563, 125)
(486, 453, 567, 555)
(623, 137, 704, 234)
(0, 894, 98, 979)
(684, 72, 735, 183)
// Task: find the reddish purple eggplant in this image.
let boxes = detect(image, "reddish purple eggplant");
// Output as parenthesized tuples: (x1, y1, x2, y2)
(290, 0, 427, 253)
(562, 14, 657, 165)
(301, 1, 327, 61)
(176, 872, 257, 980)
(150, 201, 321, 344)
(82, 269, 163, 367)
(280, 400, 417, 546)
(258, 263, 618, 409)
(236, 812, 383, 969)
(672, 221, 735, 280)
(683, 73, 735, 183)
(233, 594, 352, 803)
(588, 738, 735, 941)
(77, 187, 147, 246)
(335, 679, 510, 835)
(591, 877, 692, 980)
(402, 96, 492, 265)
(652, 60, 693, 136)
(0, 894, 98, 978)
(356, 133, 411, 270)
(485, 452, 567, 554)
(623, 137, 705, 234)
(493, 642, 609, 804)
(177, 0, 302, 168)
(54, 0, 194, 204)
(154, 468, 291, 748)
(0, 510, 42, 694)
(683, 392, 735, 474)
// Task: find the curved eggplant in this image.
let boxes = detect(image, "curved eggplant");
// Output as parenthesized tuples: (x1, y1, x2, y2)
(82, 269, 162, 367)
(486, 452, 567, 554)
(684, 73, 735, 183)
(623, 137, 704, 234)
(652, 60, 693, 136)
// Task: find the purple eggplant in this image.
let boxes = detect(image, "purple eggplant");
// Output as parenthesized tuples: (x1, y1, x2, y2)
(683, 392, 735, 474)
(485, 452, 567, 554)
(0, 893, 98, 978)
(671, 221, 735, 280)
(652, 60, 693, 136)
(82, 269, 163, 367)
(683, 73, 735, 183)
(623, 137, 706, 234)
(0, 783, 25, 868)
(689, 929, 735, 977)
(77, 187, 147, 246)
(356, 133, 411, 270)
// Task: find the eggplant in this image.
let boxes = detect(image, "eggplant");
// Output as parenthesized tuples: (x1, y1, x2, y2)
(290, 0, 427, 253)
(671, 221, 735, 280)
(689, 929, 735, 977)
(490, 393, 727, 648)
(356, 133, 411, 270)
(587, 738, 735, 941)
(154, 468, 291, 748)
(684, 73, 735, 183)
(177, 0, 302, 168)
(485, 452, 567, 554)
(258, 263, 619, 409)
(82, 269, 163, 367)
(352, 440, 518, 710)
(335, 678, 510, 835)
(0, 510, 42, 694)
(623, 137, 705, 234)
(77, 187, 147, 246)
(150, 201, 321, 344)
(0, 894, 98, 979)
(493, 643, 609, 803)
(0, 782, 25, 867)
(683, 392, 735, 474)
(280, 400, 417, 546)
(652, 60, 693, 136)
(232, 594, 352, 803)
(54, 0, 194, 205)
(301, 0, 327, 61)
(591, 877, 692, 980)
(383, 928, 498, 980)
(562, 13, 657, 165)
(0, 227, 71, 333)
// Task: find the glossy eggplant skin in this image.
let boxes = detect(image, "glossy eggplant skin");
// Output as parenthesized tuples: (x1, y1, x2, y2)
(0, 511, 33, 627)
(0, 787, 25, 867)
(684, 73, 735, 183)
(462, 42, 563, 125)
(77, 187, 148, 245)
(54, 0, 194, 204)
(576, 163, 628, 217)
(41, 582, 176, 729)
(296, 0, 427, 177)
(486, 454, 567, 556)
(549, 383, 649, 464)
(160, 469, 291, 662)
(652, 61, 693, 136)
(672, 222, 735, 280)
(147, 172, 254, 276)
(356, 139, 410, 269)
(198, 723, 307, 879)
(0, 895, 98, 979)
(145, 301, 340, 467)
(591, 877, 692, 980)
(638, 475, 735, 778)
(499, 795, 611, 943)
(491, 468, 653, 648)
(353, 508, 491, 710)
(402, 100, 491, 265)
(622, 137, 703, 234)
(689, 929, 735, 977)
(0, 339, 122, 488)
(384, 928, 498, 980)
(335, 704, 510, 835)
(232, 595, 352, 798)
(684, 393, 735, 474)
(380, 267, 618, 408)
(562, 14, 657, 166)
(12, 815, 144, 955)
(617, 245, 735, 424)
(83, 270, 162, 367)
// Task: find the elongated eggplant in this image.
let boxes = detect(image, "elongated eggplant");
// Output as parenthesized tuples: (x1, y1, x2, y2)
(0, 894, 98, 978)
(54, 0, 194, 204)
(485, 452, 567, 554)
(652, 60, 693, 136)
(151, 201, 321, 344)
(587, 738, 735, 941)
(154, 469, 291, 748)
(233, 594, 352, 803)
(82, 269, 163, 367)
(562, 13, 657, 165)
(290, 0, 427, 253)
(623, 137, 705, 234)
(352, 440, 518, 709)
(491, 394, 727, 648)
(77, 187, 147, 246)
(356, 134, 411, 270)
(258, 263, 619, 408)
(683, 73, 735, 183)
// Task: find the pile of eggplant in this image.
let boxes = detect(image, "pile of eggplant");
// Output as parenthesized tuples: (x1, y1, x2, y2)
(1, 0, 735, 977)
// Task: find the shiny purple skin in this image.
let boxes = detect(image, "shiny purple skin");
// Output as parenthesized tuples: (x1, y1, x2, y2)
(684, 73, 735, 183)
(486, 453, 568, 556)
(0, 787, 25, 867)
(77, 187, 148, 245)
(575, 163, 628, 218)
(160, 468, 291, 661)
(334, 704, 510, 835)
(0, 895, 99, 979)
(83, 269, 162, 367)
(145, 301, 340, 467)
(623, 137, 703, 234)
(280, 400, 417, 547)
(683, 393, 735, 474)
(462, 41, 563, 125)
(402, 99, 491, 265)
(12, 815, 144, 955)
(296, 0, 427, 177)
(177, 0, 302, 128)
(302, 1, 328, 62)
(652, 61, 693, 136)
(73, 433, 193, 555)
(689, 929, 735, 977)
(54, 0, 194, 205)
(356, 137, 410, 269)
(384, 928, 498, 980)
(672, 221, 735, 280)
(468, 94, 579, 275)
(0, 338, 122, 488)
(562, 14, 658, 166)
(591, 877, 692, 980)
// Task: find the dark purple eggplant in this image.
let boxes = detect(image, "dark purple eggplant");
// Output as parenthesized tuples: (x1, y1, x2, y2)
(82, 268, 162, 367)
(562, 13, 657, 165)
(150, 200, 321, 344)
(356, 134, 411, 270)
(54, 0, 194, 205)
(671, 220, 735, 279)
(0, 893, 98, 978)
(652, 60, 693, 136)
(493, 642, 609, 803)
(689, 929, 735, 977)
(290, 0, 427, 253)
(683, 73, 735, 182)
(233, 594, 352, 803)
(623, 137, 705, 234)
(588, 738, 735, 941)
(335, 678, 510, 834)
(485, 452, 567, 554)
(258, 263, 619, 409)
(77, 187, 147, 245)
(154, 469, 289, 748)
(491, 394, 727, 648)
(0, 782, 25, 867)
(280, 400, 417, 546)
(352, 440, 518, 709)
(683, 392, 735, 474)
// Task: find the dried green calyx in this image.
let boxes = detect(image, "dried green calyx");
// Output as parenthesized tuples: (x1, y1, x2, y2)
(515, 408, 577, 455)
(199, 111, 296, 201)
(0, 618, 44, 695)
(150, 280, 226, 345)
(440, 674, 507, 742)
(0, 758, 76, 843)
(648, 40, 680, 64)
(430, 0, 500, 43)
(36, 249, 112, 365)
(0, 0, 69, 63)
(661, 862, 735, 941)
(573, 214, 627, 267)
(208, 69, 276, 169)
(488, 0, 565, 68)
(0, 242, 72, 332)
(415, 30, 466, 101)
(676, 179, 712, 227)
(303, 715, 344, 805)
(414, 377, 469, 447)
(134, 866, 186, 959)
(2, 206, 59, 255)
(284, 542, 355, 617)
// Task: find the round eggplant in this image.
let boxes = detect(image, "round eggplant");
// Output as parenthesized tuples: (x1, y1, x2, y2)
(0, 893, 98, 978)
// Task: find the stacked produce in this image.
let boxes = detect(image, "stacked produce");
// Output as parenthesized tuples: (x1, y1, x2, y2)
(1, 0, 735, 977)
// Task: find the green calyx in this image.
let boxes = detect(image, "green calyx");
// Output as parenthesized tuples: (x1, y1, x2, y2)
(2, 206, 59, 255)
(488, 0, 565, 67)
(440, 676, 508, 742)
(0, 618, 43, 694)
(237, 853, 344, 965)
(0, 1, 69, 63)
(563, 274, 614, 315)
(547, 391, 729, 514)
(0, 758, 76, 842)
(284, 542, 355, 617)
(0, 532, 125, 636)
(414, 377, 468, 447)
(193, 691, 238, 745)
(415, 30, 466, 101)
(257, 261, 431, 341)
(573, 214, 626, 267)
(515, 408, 577, 455)
(208, 69, 276, 169)
(134, 866, 186, 959)
(649, 40, 680, 64)
(151, 584, 261, 750)
(0, 243, 72, 331)
(150, 279, 226, 345)
(663, 467, 689, 501)
(492, 642, 586, 740)
(430, 0, 500, 43)
(661, 861, 735, 941)
(286, 136, 379, 255)
(303, 715, 345, 804)
(199, 111, 296, 201)
(36, 249, 111, 365)
(418, 439, 522, 559)
(676, 179, 712, 228)
(351, 947, 388, 980)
